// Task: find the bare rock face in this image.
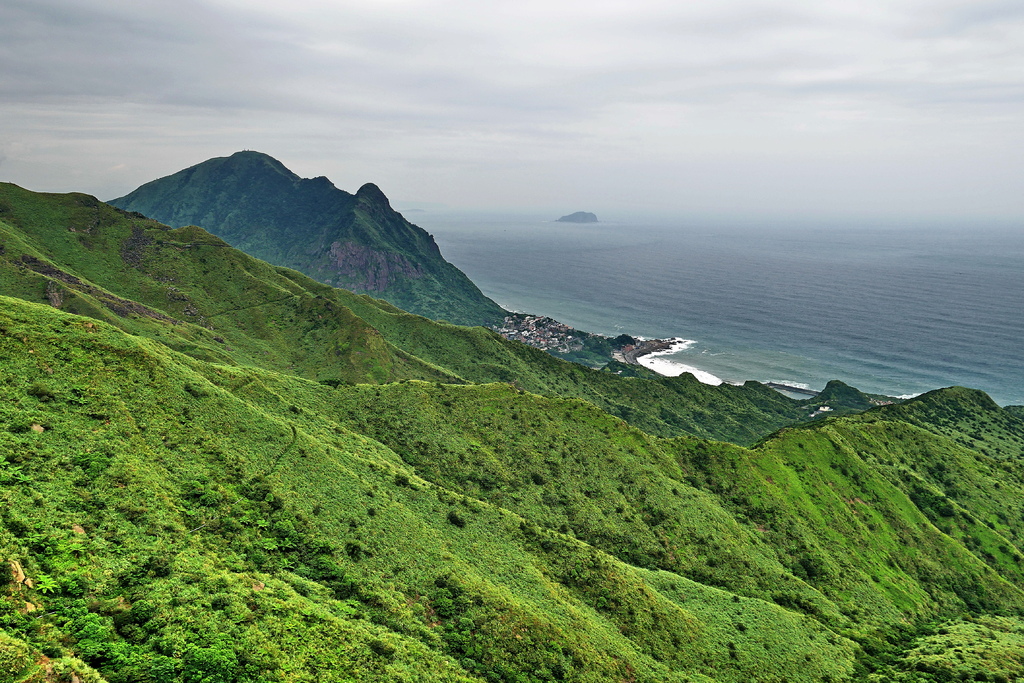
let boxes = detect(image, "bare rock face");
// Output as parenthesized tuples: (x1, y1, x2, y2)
(45, 280, 65, 308)
(120, 224, 153, 267)
(328, 241, 424, 292)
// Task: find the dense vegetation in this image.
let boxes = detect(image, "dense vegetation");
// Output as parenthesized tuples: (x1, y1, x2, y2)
(108, 151, 506, 327)
(2, 184, 1024, 682)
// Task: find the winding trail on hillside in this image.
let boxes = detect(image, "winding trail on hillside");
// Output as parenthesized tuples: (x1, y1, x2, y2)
(206, 294, 299, 318)
(267, 424, 299, 476)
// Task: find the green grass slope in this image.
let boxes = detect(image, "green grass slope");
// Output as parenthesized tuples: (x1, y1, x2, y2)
(867, 615, 1024, 682)
(317, 381, 1024, 637)
(107, 151, 506, 327)
(662, 397, 1024, 671)
(0, 181, 459, 385)
(4, 296, 1024, 682)
(1, 297, 864, 683)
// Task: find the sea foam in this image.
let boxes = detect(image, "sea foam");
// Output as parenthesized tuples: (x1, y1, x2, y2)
(637, 338, 724, 386)
(766, 379, 812, 391)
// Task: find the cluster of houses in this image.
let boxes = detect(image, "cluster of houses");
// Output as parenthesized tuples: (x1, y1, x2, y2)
(494, 315, 585, 353)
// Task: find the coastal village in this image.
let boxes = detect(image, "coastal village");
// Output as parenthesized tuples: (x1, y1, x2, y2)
(493, 314, 586, 354)
(493, 313, 674, 364)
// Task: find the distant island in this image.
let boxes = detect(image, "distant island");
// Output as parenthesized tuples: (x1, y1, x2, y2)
(556, 211, 598, 223)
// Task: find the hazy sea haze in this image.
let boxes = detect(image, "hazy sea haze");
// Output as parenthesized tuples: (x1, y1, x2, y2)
(410, 211, 1024, 406)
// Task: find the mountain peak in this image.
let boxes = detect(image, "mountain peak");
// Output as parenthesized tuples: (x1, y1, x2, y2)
(109, 157, 505, 326)
(356, 182, 391, 208)
(228, 149, 275, 161)
(219, 150, 296, 177)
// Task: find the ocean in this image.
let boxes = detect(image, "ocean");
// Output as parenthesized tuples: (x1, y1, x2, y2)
(409, 211, 1024, 406)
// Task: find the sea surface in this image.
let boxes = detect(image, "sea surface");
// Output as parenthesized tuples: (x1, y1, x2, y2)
(409, 211, 1024, 406)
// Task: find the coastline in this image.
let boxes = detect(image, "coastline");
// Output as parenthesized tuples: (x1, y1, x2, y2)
(634, 338, 726, 386)
(614, 338, 684, 364)
(492, 308, 819, 395)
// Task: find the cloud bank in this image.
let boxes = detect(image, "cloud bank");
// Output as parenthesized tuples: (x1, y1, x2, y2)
(1, 0, 1022, 219)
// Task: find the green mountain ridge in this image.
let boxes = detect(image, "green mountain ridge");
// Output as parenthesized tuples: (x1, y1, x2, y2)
(3, 183, 1024, 683)
(108, 151, 506, 327)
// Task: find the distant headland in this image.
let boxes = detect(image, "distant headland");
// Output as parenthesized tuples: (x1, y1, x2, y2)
(556, 211, 598, 223)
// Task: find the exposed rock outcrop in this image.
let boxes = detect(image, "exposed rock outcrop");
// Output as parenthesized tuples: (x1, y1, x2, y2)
(328, 241, 424, 292)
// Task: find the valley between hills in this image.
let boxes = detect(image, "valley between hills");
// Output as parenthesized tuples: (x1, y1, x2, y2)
(2, 155, 1024, 683)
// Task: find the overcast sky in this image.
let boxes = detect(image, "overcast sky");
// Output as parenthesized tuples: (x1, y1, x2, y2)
(1, 0, 1022, 220)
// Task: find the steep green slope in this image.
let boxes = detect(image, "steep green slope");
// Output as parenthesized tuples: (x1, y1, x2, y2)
(862, 385, 1024, 459)
(868, 615, 1024, 682)
(0, 182, 455, 386)
(4, 297, 1024, 682)
(107, 151, 506, 327)
(1, 297, 863, 683)
(327, 382, 839, 616)
(1, 181, 822, 445)
(321, 382, 1024, 636)
(677, 415, 1024, 624)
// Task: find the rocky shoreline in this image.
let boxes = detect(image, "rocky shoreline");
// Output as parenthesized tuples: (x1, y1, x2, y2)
(612, 339, 675, 364)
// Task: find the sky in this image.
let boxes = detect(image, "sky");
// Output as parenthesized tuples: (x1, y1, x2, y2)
(1, 0, 1023, 220)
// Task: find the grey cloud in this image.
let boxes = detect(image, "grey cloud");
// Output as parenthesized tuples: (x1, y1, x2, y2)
(1, 0, 1022, 218)
(0, 0, 278, 109)
(933, 0, 1024, 34)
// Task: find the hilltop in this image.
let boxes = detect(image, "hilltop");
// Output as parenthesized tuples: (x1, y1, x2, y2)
(109, 151, 506, 327)
(2, 183, 1024, 682)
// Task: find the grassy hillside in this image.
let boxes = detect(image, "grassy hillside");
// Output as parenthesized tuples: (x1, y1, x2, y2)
(1, 297, 864, 683)
(4, 183, 1024, 682)
(322, 382, 1024, 634)
(4, 296, 1024, 682)
(107, 151, 507, 327)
